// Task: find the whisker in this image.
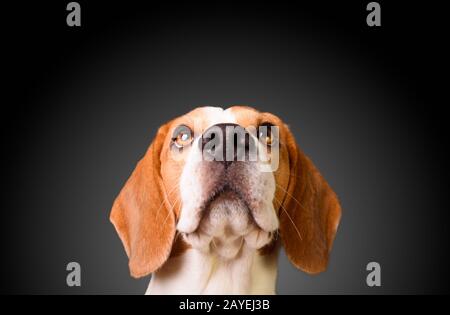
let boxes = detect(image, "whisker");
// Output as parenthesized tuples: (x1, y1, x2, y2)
(156, 183, 180, 219)
(211, 237, 218, 251)
(273, 196, 303, 241)
(275, 183, 307, 212)
(161, 195, 181, 228)
(273, 169, 304, 182)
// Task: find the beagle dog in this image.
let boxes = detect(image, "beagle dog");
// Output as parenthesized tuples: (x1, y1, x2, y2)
(110, 106, 341, 294)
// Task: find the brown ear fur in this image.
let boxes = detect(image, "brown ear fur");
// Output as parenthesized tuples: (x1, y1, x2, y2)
(279, 127, 341, 274)
(110, 124, 175, 278)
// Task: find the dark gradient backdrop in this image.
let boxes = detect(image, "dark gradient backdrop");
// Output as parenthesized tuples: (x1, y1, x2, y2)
(2, 1, 448, 294)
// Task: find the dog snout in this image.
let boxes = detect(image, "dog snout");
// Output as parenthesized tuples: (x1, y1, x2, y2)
(199, 123, 254, 167)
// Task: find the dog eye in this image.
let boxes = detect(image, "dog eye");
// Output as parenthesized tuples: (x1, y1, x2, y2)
(258, 123, 276, 146)
(172, 125, 193, 148)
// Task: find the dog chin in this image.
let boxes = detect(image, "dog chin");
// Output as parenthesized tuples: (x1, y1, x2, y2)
(181, 190, 275, 259)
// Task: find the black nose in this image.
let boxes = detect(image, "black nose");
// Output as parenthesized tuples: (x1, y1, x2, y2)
(200, 123, 253, 167)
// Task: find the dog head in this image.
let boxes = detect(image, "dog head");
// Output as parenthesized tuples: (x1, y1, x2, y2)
(110, 106, 341, 278)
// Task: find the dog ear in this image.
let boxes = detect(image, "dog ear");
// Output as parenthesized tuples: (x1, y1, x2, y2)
(110, 124, 176, 278)
(279, 126, 341, 274)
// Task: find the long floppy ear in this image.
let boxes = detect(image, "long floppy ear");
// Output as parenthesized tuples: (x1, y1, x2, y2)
(110, 124, 175, 278)
(279, 126, 341, 274)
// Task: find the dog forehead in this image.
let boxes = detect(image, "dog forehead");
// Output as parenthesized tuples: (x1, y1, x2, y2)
(183, 107, 235, 130)
(184, 106, 260, 130)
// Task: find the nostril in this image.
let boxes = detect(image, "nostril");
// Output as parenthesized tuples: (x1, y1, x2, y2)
(224, 160, 232, 169)
(201, 133, 215, 147)
(201, 123, 251, 165)
(244, 133, 250, 151)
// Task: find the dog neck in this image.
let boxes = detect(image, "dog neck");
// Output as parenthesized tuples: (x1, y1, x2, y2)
(146, 243, 279, 295)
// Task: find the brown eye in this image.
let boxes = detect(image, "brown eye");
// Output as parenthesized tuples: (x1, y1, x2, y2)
(258, 123, 277, 146)
(172, 125, 193, 148)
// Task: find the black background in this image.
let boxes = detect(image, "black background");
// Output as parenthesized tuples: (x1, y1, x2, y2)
(2, 1, 448, 294)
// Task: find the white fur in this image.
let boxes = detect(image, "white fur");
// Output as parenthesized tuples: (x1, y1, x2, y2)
(177, 107, 237, 233)
(149, 107, 279, 295)
(146, 246, 278, 295)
